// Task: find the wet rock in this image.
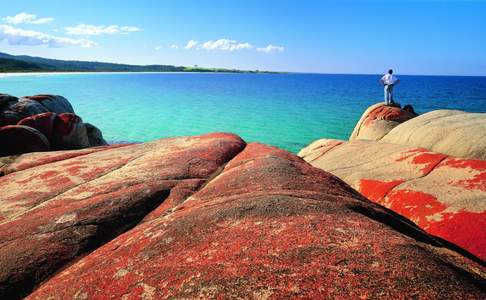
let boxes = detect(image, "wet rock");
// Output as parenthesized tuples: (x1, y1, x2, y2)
(299, 138, 486, 261)
(27, 143, 485, 299)
(0, 133, 245, 299)
(0, 125, 50, 156)
(349, 102, 417, 141)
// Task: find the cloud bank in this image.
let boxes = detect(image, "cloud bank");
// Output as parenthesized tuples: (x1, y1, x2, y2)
(65, 24, 141, 35)
(176, 38, 284, 53)
(0, 25, 96, 48)
(3, 12, 53, 25)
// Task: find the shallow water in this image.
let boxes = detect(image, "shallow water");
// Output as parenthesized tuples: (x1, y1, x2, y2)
(1, 73, 485, 152)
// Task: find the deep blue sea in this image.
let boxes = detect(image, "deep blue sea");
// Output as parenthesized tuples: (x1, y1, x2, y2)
(1, 73, 485, 152)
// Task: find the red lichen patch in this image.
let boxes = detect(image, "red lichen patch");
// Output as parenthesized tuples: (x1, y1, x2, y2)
(441, 157, 486, 171)
(143, 179, 206, 221)
(358, 179, 405, 202)
(17, 112, 56, 140)
(363, 105, 416, 127)
(26, 143, 485, 299)
(225, 142, 303, 170)
(427, 210, 486, 260)
(24, 95, 51, 102)
(436, 158, 486, 191)
(396, 148, 447, 175)
(450, 172, 486, 192)
(197, 132, 243, 141)
(2, 144, 131, 175)
(385, 190, 446, 229)
(66, 165, 87, 176)
(53, 113, 81, 136)
(0, 133, 247, 299)
(39, 170, 59, 180)
(395, 148, 427, 162)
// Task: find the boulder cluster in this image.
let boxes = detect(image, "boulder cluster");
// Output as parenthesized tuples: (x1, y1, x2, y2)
(0, 99, 484, 299)
(0, 94, 106, 157)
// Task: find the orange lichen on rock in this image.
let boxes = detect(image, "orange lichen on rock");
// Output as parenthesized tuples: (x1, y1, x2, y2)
(26, 143, 485, 299)
(358, 179, 405, 201)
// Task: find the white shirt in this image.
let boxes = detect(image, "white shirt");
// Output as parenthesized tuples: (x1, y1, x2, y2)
(381, 74, 398, 85)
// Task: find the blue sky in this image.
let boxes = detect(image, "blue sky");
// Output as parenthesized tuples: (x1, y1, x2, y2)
(1, 0, 485, 75)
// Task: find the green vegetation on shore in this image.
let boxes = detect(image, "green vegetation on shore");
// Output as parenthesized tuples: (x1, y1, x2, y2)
(0, 52, 276, 74)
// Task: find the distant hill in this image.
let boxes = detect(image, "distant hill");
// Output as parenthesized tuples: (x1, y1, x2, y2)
(0, 57, 44, 72)
(0, 52, 270, 73)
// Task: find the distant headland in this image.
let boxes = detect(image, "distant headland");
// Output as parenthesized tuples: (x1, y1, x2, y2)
(0, 52, 277, 74)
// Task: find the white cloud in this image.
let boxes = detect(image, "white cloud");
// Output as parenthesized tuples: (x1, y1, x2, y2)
(3, 12, 54, 25)
(154, 46, 162, 51)
(200, 39, 253, 51)
(65, 24, 141, 35)
(170, 44, 179, 49)
(181, 38, 282, 53)
(0, 25, 96, 48)
(185, 40, 198, 49)
(257, 44, 285, 53)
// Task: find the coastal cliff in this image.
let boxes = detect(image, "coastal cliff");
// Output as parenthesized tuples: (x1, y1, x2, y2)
(0, 97, 485, 298)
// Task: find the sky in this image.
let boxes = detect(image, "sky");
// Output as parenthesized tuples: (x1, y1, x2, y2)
(0, 0, 485, 76)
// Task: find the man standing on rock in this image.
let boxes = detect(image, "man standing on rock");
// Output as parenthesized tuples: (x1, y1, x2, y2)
(380, 69, 399, 105)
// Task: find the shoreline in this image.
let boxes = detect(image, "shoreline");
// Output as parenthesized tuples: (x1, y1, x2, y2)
(0, 71, 282, 78)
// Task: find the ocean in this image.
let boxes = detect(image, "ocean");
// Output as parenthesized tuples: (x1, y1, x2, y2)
(1, 73, 485, 152)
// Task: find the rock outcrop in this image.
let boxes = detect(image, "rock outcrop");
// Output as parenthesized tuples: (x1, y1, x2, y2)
(0, 94, 106, 155)
(22, 142, 485, 299)
(381, 109, 486, 160)
(0, 133, 245, 299)
(299, 139, 486, 261)
(349, 102, 417, 141)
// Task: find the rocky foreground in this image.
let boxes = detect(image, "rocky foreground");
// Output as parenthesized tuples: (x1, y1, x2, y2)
(0, 98, 485, 299)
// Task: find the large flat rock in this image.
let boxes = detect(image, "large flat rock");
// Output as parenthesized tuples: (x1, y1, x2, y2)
(0, 133, 245, 299)
(299, 139, 486, 261)
(28, 143, 485, 299)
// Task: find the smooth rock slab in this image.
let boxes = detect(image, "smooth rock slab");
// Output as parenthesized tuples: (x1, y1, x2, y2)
(381, 109, 486, 160)
(299, 139, 486, 261)
(0, 133, 245, 299)
(28, 143, 485, 299)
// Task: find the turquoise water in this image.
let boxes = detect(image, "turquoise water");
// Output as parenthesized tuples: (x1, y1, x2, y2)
(1, 73, 486, 152)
